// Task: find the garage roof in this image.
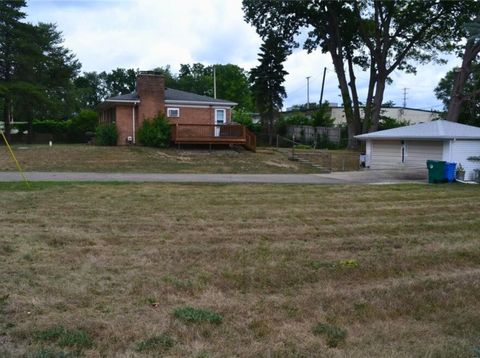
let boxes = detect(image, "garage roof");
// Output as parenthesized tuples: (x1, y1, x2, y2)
(355, 120, 480, 140)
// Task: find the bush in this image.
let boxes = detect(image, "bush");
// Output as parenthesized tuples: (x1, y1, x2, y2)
(138, 114, 171, 148)
(232, 109, 261, 133)
(95, 123, 118, 146)
(68, 109, 98, 141)
(32, 119, 69, 134)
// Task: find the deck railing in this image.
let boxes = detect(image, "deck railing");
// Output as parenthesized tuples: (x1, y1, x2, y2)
(171, 123, 256, 151)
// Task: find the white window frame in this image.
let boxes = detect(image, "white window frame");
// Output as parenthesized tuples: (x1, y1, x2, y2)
(167, 107, 180, 118)
(214, 108, 226, 124)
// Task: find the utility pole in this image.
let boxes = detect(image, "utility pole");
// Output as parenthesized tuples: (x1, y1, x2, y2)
(213, 65, 217, 99)
(403, 88, 408, 108)
(319, 67, 327, 106)
(306, 76, 311, 109)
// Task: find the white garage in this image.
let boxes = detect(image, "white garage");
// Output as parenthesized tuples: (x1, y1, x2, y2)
(356, 120, 480, 180)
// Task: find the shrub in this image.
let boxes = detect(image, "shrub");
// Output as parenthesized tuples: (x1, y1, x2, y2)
(138, 113, 171, 148)
(68, 109, 98, 141)
(232, 109, 261, 133)
(312, 323, 347, 348)
(95, 123, 118, 146)
(32, 119, 69, 134)
(173, 306, 223, 324)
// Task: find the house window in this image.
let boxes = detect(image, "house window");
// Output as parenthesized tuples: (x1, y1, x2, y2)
(167, 108, 180, 118)
(215, 109, 226, 124)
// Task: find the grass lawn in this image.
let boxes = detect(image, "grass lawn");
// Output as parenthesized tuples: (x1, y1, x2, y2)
(0, 144, 320, 174)
(1, 182, 479, 357)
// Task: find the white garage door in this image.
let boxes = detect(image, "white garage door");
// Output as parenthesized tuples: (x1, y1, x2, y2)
(370, 140, 402, 169)
(405, 141, 443, 168)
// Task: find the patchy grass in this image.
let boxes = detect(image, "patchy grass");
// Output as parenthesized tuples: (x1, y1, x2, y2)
(0, 182, 479, 356)
(136, 333, 174, 352)
(312, 322, 347, 348)
(173, 307, 223, 324)
(0, 144, 319, 173)
(36, 326, 93, 349)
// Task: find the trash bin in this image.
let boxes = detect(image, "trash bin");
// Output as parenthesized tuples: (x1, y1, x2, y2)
(444, 162, 457, 183)
(426, 160, 446, 184)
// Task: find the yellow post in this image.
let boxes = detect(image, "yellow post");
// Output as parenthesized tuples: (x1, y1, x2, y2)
(1, 131, 30, 187)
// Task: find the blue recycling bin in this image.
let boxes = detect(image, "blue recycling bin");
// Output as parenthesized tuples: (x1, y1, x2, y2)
(444, 162, 456, 183)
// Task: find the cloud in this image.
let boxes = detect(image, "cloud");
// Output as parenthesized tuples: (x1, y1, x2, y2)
(26, 0, 458, 110)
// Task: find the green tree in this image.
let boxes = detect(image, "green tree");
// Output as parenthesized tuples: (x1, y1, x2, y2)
(445, 18, 480, 122)
(73, 71, 107, 109)
(250, 32, 290, 144)
(176, 63, 213, 96)
(1, 0, 79, 141)
(103, 68, 138, 97)
(435, 63, 480, 126)
(212, 64, 253, 111)
(243, 0, 480, 147)
(311, 102, 335, 128)
(1, 0, 29, 137)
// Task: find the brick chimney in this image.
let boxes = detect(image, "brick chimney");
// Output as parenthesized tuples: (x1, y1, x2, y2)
(136, 71, 165, 122)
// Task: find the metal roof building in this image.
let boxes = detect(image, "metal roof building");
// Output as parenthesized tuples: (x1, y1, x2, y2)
(355, 120, 480, 180)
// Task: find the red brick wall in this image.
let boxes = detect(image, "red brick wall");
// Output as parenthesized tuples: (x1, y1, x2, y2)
(137, 74, 165, 127)
(166, 106, 232, 124)
(115, 105, 135, 145)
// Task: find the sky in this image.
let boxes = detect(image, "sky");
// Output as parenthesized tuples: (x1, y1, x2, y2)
(26, 0, 460, 111)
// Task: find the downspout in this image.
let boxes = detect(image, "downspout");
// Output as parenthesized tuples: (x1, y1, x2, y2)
(449, 139, 453, 162)
(132, 104, 136, 144)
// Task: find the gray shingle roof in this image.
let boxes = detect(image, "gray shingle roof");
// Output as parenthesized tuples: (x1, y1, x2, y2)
(106, 92, 139, 102)
(105, 89, 236, 106)
(165, 88, 235, 105)
(355, 120, 480, 140)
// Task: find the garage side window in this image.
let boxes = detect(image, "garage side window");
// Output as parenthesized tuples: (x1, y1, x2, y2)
(167, 108, 180, 118)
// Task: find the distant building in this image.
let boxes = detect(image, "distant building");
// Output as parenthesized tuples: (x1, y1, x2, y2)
(282, 105, 441, 125)
(330, 106, 441, 125)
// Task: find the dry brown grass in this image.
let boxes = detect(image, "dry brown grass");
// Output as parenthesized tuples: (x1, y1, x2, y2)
(0, 182, 479, 357)
(0, 144, 318, 174)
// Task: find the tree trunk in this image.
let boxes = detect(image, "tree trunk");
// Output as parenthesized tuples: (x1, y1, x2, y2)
(363, 59, 377, 133)
(369, 73, 387, 132)
(347, 53, 362, 139)
(447, 40, 480, 122)
(3, 96, 12, 141)
(326, 3, 360, 149)
(27, 115, 33, 144)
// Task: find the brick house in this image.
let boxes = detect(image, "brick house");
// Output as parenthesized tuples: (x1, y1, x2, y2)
(98, 71, 255, 150)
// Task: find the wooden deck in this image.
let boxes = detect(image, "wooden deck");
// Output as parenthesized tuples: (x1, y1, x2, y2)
(171, 123, 256, 152)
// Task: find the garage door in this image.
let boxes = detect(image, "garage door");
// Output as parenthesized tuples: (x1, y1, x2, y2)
(370, 140, 402, 169)
(405, 141, 443, 168)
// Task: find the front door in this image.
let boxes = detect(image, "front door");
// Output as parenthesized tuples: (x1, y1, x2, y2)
(214, 109, 225, 137)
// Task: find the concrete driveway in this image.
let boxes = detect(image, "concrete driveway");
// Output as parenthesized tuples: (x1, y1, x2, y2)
(0, 170, 427, 184)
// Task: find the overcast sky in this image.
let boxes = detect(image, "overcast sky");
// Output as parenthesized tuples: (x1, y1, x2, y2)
(27, 0, 460, 111)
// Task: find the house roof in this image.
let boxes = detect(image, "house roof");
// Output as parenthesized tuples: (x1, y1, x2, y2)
(355, 120, 480, 140)
(105, 88, 236, 106)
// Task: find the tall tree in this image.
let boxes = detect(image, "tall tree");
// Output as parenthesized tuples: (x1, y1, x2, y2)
(0, 0, 27, 137)
(435, 63, 480, 126)
(445, 18, 480, 122)
(243, 0, 480, 148)
(1, 1, 79, 140)
(177, 63, 213, 96)
(212, 64, 253, 111)
(103, 68, 138, 97)
(250, 32, 289, 144)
